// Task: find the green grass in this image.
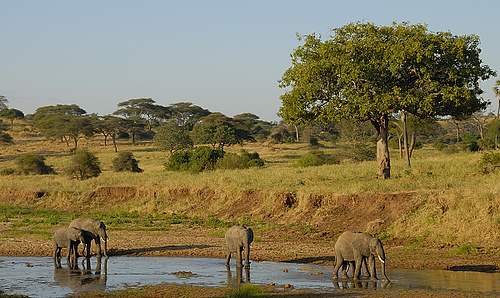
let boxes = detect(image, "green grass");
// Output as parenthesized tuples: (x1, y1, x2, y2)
(2, 132, 500, 251)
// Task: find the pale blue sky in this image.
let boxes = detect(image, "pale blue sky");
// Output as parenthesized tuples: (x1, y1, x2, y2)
(1, 0, 499, 122)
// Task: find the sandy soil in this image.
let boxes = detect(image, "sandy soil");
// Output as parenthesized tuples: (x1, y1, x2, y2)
(1, 225, 499, 297)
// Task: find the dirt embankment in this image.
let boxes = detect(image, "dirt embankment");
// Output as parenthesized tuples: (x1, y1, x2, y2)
(0, 187, 499, 272)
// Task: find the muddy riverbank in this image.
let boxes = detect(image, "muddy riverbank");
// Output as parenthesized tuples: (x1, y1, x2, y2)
(2, 225, 500, 297)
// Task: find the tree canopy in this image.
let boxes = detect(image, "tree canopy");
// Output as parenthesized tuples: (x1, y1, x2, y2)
(279, 22, 496, 178)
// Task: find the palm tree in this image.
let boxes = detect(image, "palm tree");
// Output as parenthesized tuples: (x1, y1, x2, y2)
(493, 80, 500, 148)
(494, 80, 500, 119)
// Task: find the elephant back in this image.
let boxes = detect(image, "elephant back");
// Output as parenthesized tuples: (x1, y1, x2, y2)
(69, 218, 104, 237)
(225, 225, 253, 245)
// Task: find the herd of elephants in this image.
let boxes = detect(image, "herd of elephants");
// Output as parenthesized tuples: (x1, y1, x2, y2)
(53, 219, 390, 282)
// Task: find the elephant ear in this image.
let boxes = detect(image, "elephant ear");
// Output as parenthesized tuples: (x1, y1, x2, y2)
(369, 238, 380, 254)
(351, 237, 369, 254)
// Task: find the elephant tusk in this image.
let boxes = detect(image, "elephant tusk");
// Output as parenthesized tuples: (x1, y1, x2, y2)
(378, 255, 385, 264)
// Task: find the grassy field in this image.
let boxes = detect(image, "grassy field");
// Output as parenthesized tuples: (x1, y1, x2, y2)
(1, 124, 500, 252)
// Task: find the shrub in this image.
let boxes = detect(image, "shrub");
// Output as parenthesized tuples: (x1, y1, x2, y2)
(477, 138, 495, 151)
(15, 154, 55, 175)
(165, 150, 192, 171)
(216, 150, 265, 170)
(459, 133, 480, 151)
(112, 151, 142, 172)
(0, 168, 15, 176)
(66, 148, 101, 180)
(216, 152, 245, 169)
(478, 151, 500, 174)
(0, 131, 13, 144)
(188, 146, 224, 173)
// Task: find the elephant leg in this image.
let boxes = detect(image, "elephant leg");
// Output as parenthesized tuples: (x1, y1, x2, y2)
(341, 261, 350, 279)
(368, 256, 377, 281)
(225, 249, 231, 266)
(95, 237, 102, 256)
(332, 255, 344, 279)
(236, 247, 243, 267)
(362, 257, 371, 277)
(66, 247, 72, 268)
(53, 247, 60, 268)
(353, 256, 363, 279)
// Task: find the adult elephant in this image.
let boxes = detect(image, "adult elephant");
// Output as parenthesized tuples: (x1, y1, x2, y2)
(333, 231, 389, 281)
(225, 225, 253, 268)
(69, 218, 108, 258)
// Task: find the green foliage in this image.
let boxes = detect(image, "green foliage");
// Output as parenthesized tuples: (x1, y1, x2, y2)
(0, 131, 13, 144)
(451, 243, 479, 255)
(0, 168, 15, 176)
(191, 113, 245, 149)
(15, 154, 55, 175)
(66, 148, 101, 180)
(165, 150, 192, 171)
(154, 121, 193, 153)
(165, 147, 228, 172)
(478, 151, 500, 174)
(203, 215, 233, 228)
(226, 284, 265, 298)
(279, 22, 495, 178)
(459, 133, 480, 151)
(112, 151, 143, 173)
(269, 127, 295, 143)
(188, 146, 225, 172)
(216, 150, 265, 170)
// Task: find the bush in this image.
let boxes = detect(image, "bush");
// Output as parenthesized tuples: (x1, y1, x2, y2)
(165, 150, 192, 171)
(0, 131, 13, 144)
(478, 151, 500, 174)
(459, 133, 480, 152)
(112, 151, 142, 172)
(66, 148, 101, 180)
(477, 138, 495, 151)
(0, 168, 15, 176)
(188, 146, 224, 173)
(15, 154, 55, 175)
(216, 150, 265, 170)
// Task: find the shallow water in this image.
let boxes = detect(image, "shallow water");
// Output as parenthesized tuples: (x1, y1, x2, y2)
(1, 256, 500, 297)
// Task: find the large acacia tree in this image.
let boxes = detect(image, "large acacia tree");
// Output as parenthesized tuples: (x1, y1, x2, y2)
(279, 22, 496, 178)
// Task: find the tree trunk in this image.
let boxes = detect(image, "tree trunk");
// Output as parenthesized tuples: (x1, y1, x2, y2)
(294, 125, 299, 142)
(371, 114, 391, 179)
(111, 134, 118, 153)
(409, 131, 416, 158)
(401, 110, 410, 168)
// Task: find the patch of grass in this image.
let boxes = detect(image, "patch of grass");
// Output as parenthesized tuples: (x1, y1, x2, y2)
(451, 243, 479, 255)
(1, 230, 52, 238)
(226, 284, 265, 298)
(203, 215, 234, 228)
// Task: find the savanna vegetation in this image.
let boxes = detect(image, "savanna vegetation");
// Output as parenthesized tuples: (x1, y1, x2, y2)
(1, 107, 500, 253)
(1, 21, 500, 297)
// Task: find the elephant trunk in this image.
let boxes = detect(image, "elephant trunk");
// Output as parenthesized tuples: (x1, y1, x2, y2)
(102, 232, 108, 257)
(244, 242, 250, 268)
(376, 243, 389, 281)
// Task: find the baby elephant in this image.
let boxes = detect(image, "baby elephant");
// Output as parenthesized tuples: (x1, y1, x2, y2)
(225, 225, 253, 268)
(53, 227, 85, 269)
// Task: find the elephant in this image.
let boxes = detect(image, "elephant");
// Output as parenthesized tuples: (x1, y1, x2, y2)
(53, 227, 86, 268)
(69, 218, 108, 257)
(225, 225, 253, 268)
(333, 231, 389, 281)
(340, 257, 370, 279)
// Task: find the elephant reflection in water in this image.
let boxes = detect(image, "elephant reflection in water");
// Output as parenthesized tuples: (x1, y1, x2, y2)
(226, 265, 250, 286)
(54, 256, 107, 293)
(332, 279, 390, 290)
